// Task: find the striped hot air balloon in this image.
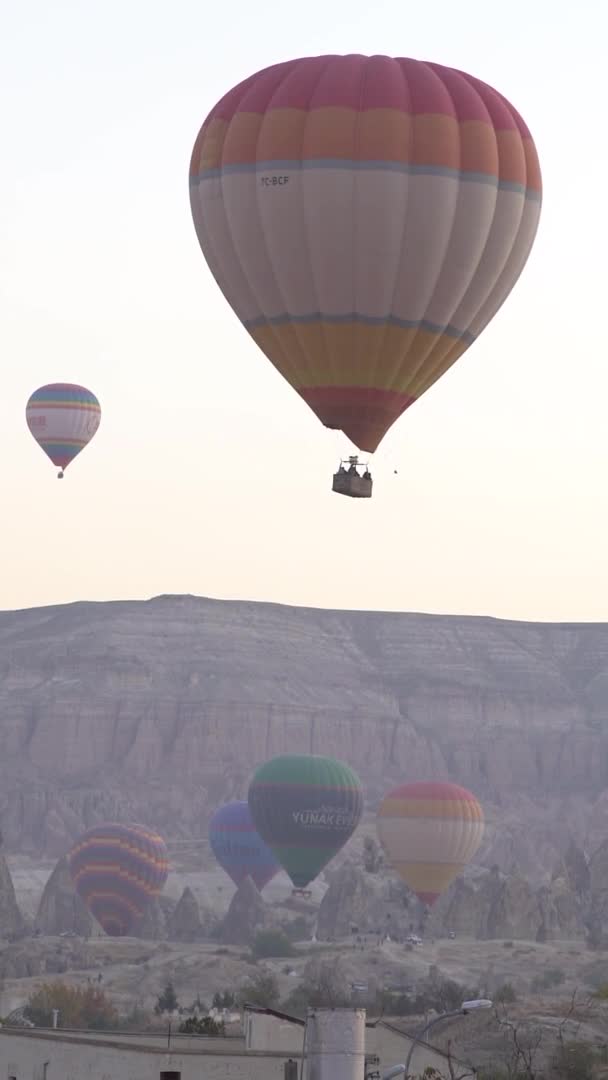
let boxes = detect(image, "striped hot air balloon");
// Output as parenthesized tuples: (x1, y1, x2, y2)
(248, 754, 363, 889)
(67, 823, 169, 937)
(376, 781, 484, 906)
(189, 55, 541, 457)
(209, 800, 280, 891)
(26, 383, 101, 478)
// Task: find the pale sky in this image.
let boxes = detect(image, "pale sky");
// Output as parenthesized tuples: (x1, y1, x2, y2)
(1, 0, 607, 621)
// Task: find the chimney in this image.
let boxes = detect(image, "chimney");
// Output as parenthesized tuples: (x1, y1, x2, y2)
(305, 1007, 366, 1080)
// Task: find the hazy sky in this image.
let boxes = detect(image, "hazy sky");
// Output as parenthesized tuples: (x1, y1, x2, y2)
(1, 0, 607, 621)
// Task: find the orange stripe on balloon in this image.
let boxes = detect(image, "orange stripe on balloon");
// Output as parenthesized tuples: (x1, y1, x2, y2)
(378, 797, 484, 820)
(194, 109, 535, 190)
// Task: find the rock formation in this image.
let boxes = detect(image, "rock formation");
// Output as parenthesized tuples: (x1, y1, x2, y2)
(220, 876, 269, 945)
(2, 594, 608, 884)
(35, 856, 94, 936)
(132, 896, 174, 941)
(317, 859, 591, 943)
(0, 855, 25, 939)
(167, 887, 206, 942)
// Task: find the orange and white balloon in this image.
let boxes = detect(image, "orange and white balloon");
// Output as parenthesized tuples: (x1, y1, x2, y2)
(189, 55, 541, 456)
(376, 781, 484, 905)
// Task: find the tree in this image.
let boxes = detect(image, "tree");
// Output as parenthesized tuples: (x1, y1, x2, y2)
(155, 981, 179, 1015)
(283, 958, 351, 1016)
(212, 991, 236, 1009)
(24, 981, 118, 1030)
(178, 1016, 225, 1035)
(493, 984, 517, 1004)
(552, 1041, 596, 1080)
(253, 929, 296, 958)
(238, 968, 280, 1009)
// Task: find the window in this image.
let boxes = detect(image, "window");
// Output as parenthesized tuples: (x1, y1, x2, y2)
(160, 1073, 181, 1080)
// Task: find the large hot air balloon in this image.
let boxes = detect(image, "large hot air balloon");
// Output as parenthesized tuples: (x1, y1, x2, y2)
(247, 754, 363, 890)
(376, 781, 484, 906)
(26, 383, 101, 479)
(208, 800, 280, 890)
(189, 54, 542, 497)
(67, 823, 169, 936)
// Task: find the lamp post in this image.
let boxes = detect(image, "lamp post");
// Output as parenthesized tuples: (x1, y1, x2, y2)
(382, 999, 493, 1080)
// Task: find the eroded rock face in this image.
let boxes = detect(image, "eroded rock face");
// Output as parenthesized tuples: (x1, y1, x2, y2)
(2, 595, 608, 882)
(35, 856, 94, 937)
(317, 864, 397, 940)
(317, 859, 590, 943)
(220, 876, 269, 945)
(132, 896, 174, 941)
(0, 855, 25, 939)
(587, 840, 608, 943)
(167, 887, 206, 942)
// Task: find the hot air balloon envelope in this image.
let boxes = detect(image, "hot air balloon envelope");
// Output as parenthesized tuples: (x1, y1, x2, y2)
(248, 754, 363, 889)
(68, 822, 168, 936)
(26, 383, 101, 476)
(190, 55, 542, 453)
(209, 800, 280, 890)
(376, 781, 484, 905)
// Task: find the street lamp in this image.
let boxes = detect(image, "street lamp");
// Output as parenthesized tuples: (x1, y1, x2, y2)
(382, 999, 493, 1080)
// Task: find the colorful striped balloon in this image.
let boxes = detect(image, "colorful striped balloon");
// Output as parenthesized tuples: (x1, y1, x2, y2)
(26, 383, 101, 478)
(67, 823, 169, 937)
(376, 781, 484, 905)
(248, 754, 363, 889)
(190, 55, 542, 454)
(209, 800, 280, 891)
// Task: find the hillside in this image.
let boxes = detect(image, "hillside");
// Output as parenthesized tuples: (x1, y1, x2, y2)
(1, 594, 608, 876)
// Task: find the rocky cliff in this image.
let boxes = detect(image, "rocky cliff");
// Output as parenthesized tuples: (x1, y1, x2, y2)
(0, 855, 25, 939)
(34, 856, 94, 936)
(1, 594, 608, 876)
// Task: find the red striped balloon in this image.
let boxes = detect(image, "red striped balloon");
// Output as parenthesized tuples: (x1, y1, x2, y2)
(190, 55, 541, 454)
(68, 822, 168, 936)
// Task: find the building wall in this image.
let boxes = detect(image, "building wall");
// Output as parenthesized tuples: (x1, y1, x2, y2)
(0, 1030, 298, 1080)
(244, 1011, 470, 1079)
(245, 1011, 305, 1053)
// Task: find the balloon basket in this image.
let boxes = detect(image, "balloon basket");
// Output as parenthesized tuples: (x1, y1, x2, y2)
(332, 456, 373, 499)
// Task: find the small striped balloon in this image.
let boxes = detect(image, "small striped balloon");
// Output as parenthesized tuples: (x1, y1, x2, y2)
(26, 383, 101, 478)
(376, 781, 484, 906)
(68, 823, 169, 937)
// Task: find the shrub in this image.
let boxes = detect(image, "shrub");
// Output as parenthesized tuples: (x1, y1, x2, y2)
(552, 1041, 596, 1080)
(178, 1016, 225, 1035)
(238, 968, 280, 1009)
(531, 968, 565, 992)
(281, 916, 310, 941)
(493, 983, 517, 1004)
(24, 981, 118, 1030)
(252, 929, 296, 958)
